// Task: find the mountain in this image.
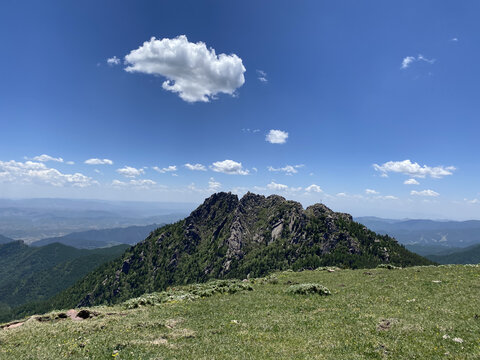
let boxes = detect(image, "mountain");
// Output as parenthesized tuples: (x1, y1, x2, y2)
(425, 243, 480, 264)
(32, 224, 160, 249)
(355, 216, 480, 248)
(0, 234, 13, 244)
(50, 192, 431, 309)
(0, 241, 129, 322)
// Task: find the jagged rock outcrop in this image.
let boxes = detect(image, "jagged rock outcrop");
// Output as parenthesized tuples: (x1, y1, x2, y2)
(52, 192, 432, 308)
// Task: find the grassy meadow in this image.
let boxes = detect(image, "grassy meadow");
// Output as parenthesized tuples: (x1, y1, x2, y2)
(1, 265, 479, 359)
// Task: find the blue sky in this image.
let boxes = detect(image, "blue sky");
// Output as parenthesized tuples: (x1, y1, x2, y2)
(1, 0, 479, 219)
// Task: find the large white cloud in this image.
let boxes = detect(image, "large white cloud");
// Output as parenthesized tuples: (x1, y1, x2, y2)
(85, 158, 113, 165)
(124, 35, 246, 103)
(411, 189, 440, 197)
(116, 166, 145, 178)
(373, 160, 455, 179)
(32, 154, 64, 163)
(210, 160, 249, 175)
(265, 129, 288, 144)
(0, 160, 95, 187)
(184, 163, 207, 171)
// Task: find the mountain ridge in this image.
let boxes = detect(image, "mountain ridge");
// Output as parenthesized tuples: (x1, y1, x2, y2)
(49, 192, 431, 309)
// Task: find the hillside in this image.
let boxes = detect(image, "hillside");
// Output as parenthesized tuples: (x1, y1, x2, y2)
(426, 243, 480, 264)
(356, 216, 480, 248)
(32, 224, 160, 249)
(0, 241, 129, 322)
(1, 265, 478, 359)
(49, 192, 431, 310)
(0, 234, 13, 244)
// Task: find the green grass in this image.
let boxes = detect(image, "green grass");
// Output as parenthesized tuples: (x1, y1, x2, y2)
(1, 265, 479, 359)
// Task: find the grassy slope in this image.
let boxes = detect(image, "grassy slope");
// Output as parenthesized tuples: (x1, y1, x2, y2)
(1, 265, 479, 359)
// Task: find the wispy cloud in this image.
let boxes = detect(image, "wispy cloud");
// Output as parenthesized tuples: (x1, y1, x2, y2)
(401, 54, 435, 69)
(267, 164, 303, 175)
(184, 163, 207, 171)
(116, 166, 145, 178)
(411, 189, 440, 197)
(153, 165, 177, 173)
(85, 158, 113, 165)
(256, 69, 268, 83)
(31, 154, 64, 163)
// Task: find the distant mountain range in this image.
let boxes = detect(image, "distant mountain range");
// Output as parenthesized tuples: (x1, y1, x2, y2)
(355, 216, 480, 249)
(31, 224, 161, 249)
(0, 198, 192, 241)
(0, 241, 129, 322)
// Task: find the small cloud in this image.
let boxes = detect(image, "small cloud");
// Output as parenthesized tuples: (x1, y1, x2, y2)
(373, 160, 455, 179)
(32, 154, 64, 163)
(129, 179, 156, 187)
(378, 195, 398, 200)
(107, 56, 121, 65)
(266, 129, 288, 144)
(184, 163, 207, 171)
(210, 160, 249, 175)
(116, 166, 145, 178)
(365, 189, 379, 195)
(411, 189, 439, 197)
(208, 177, 221, 192)
(257, 69, 268, 82)
(336, 192, 347, 197)
(450, 37, 459, 42)
(404, 178, 420, 185)
(85, 158, 113, 165)
(66, 161, 75, 165)
(401, 56, 416, 69)
(94, 169, 101, 174)
(401, 54, 435, 69)
(267, 181, 288, 191)
(464, 198, 479, 204)
(242, 128, 261, 133)
(153, 165, 177, 173)
(267, 164, 303, 175)
(305, 184, 322, 193)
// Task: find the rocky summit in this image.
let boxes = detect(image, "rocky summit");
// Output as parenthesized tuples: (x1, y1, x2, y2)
(51, 192, 431, 308)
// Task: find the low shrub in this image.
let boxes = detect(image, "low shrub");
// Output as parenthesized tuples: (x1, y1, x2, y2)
(123, 280, 253, 309)
(286, 283, 331, 296)
(377, 264, 401, 270)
